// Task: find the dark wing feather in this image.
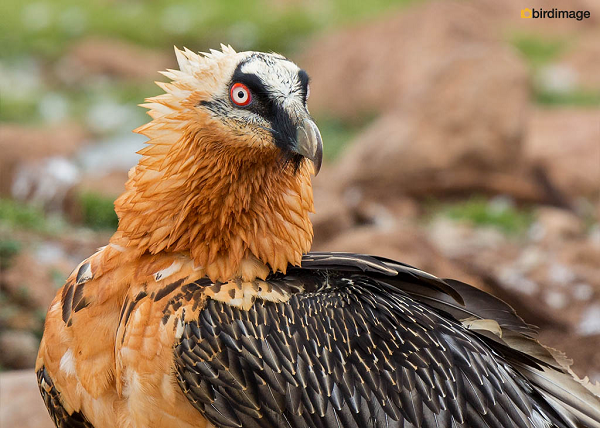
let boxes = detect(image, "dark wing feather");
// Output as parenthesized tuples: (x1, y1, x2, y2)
(174, 252, 600, 428)
(37, 367, 95, 428)
(302, 252, 466, 304)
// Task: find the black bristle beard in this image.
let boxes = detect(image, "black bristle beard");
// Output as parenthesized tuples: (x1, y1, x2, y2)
(277, 150, 305, 175)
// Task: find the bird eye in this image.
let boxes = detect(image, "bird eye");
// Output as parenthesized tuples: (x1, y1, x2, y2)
(230, 83, 252, 106)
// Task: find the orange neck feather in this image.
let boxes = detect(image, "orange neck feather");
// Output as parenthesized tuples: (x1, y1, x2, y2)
(110, 108, 314, 282)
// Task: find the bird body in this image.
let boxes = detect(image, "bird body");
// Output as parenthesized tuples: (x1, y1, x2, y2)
(37, 46, 600, 428)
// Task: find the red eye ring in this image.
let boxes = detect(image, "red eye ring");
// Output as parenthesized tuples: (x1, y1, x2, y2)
(230, 83, 252, 106)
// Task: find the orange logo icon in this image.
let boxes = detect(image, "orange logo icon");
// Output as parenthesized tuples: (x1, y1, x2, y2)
(521, 8, 532, 18)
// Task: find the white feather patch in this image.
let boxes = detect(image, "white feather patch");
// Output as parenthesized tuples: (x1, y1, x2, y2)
(154, 260, 183, 282)
(109, 243, 126, 252)
(174, 318, 184, 340)
(59, 349, 76, 376)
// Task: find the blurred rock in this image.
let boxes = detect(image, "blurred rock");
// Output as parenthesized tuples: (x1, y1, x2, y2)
(301, 1, 524, 119)
(75, 170, 128, 200)
(524, 108, 600, 198)
(310, 183, 353, 247)
(64, 37, 172, 80)
(535, 207, 584, 243)
(11, 157, 80, 211)
(1, 307, 41, 331)
(0, 370, 54, 428)
(303, 1, 532, 199)
(428, 217, 507, 259)
(506, 240, 599, 329)
(0, 330, 38, 369)
(0, 123, 87, 195)
(538, 331, 600, 383)
(63, 133, 144, 221)
(555, 30, 600, 90)
(77, 133, 144, 177)
(537, 64, 578, 94)
(1, 251, 58, 310)
(331, 55, 529, 198)
(424, 207, 600, 338)
(577, 304, 600, 336)
(85, 100, 145, 135)
(351, 198, 420, 229)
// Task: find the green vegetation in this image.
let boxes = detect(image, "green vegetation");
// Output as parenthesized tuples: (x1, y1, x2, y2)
(0, 198, 48, 232)
(535, 88, 600, 107)
(0, 239, 21, 269)
(510, 33, 599, 107)
(433, 196, 533, 235)
(316, 114, 376, 161)
(0, 301, 19, 328)
(1, 0, 415, 60)
(78, 191, 119, 231)
(33, 308, 49, 339)
(50, 268, 67, 289)
(0, 193, 117, 233)
(0, 0, 416, 127)
(0, 97, 40, 124)
(511, 34, 567, 67)
(0, 75, 156, 125)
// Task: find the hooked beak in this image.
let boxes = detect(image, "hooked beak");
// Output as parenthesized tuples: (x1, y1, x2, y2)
(295, 118, 323, 175)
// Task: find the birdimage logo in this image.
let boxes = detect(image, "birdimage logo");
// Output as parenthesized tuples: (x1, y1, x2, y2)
(521, 7, 591, 20)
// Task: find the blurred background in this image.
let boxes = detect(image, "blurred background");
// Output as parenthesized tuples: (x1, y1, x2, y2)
(1, 0, 599, 425)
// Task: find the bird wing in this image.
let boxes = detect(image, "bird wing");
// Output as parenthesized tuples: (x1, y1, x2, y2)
(35, 248, 119, 428)
(173, 252, 600, 428)
(36, 247, 212, 428)
(37, 366, 95, 428)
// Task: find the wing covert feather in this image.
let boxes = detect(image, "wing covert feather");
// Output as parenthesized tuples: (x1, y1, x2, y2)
(174, 253, 587, 428)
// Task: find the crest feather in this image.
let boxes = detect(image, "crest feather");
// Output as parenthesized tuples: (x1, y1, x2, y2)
(136, 45, 245, 135)
(174, 47, 194, 74)
(173, 45, 239, 78)
(221, 44, 236, 54)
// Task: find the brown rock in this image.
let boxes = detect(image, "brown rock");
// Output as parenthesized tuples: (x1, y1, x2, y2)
(75, 170, 128, 199)
(350, 198, 420, 228)
(0, 370, 54, 428)
(65, 37, 172, 80)
(330, 43, 529, 198)
(427, 218, 507, 260)
(524, 108, 600, 198)
(0, 330, 39, 369)
(537, 331, 600, 383)
(0, 123, 87, 195)
(1, 251, 59, 310)
(64, 170, 126, 225)
(535, 207, 584, 243)
(301, 1, 531, 199)
(310, 186, 353, 247)
(0, 308, 40, 331)
(426, 214, 600, 334)
(300, 1, 526, 120)
(555, 30, 600, 90)
(560, 237, 600, 270)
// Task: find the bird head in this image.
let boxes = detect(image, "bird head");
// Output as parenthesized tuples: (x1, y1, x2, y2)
(112, 46, 320, 282)
(141, 45, 321, 173)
